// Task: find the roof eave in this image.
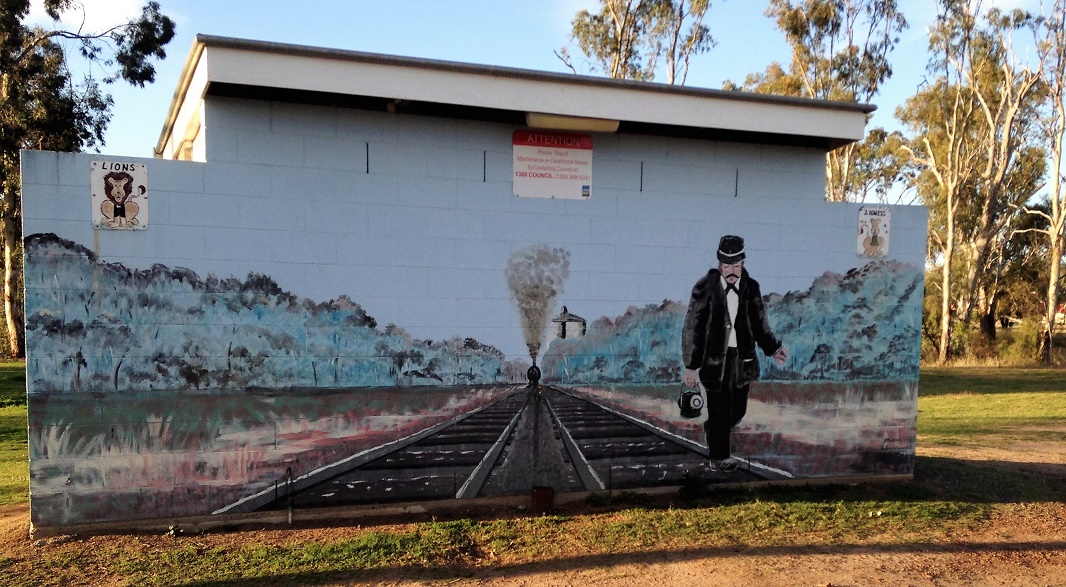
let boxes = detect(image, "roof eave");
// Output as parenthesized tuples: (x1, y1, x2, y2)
(156, 35, 875, 157)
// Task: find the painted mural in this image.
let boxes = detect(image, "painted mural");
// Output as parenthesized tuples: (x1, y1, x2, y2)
(542, 253, 922, 481)
(26, 225, 922, 527)
(25, 233, 527, 524)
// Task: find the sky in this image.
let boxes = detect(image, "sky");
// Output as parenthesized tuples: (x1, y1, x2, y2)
(22, 0, 1043, 359)
(24, 0, 1043, 160)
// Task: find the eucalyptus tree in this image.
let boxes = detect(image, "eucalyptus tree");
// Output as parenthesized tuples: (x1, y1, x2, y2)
(898, 77, 978, 364)
(897, 0, 1045, 364)
(725, 0, 908, 202)
(0, 0, 175, 357)
(1027, 0, 1066, 362)
(557, 0, 713, 84)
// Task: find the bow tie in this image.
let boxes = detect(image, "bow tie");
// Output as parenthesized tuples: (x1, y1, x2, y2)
(725, 282, 739, 294)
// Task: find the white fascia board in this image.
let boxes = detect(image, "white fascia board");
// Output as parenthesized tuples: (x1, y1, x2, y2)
(157, 42, 210, 158)
(203, 46, 868, 143)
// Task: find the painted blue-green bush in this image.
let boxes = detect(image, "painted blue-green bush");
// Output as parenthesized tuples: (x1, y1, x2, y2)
(25, 233, 525, 394)
(541, 260, 922, 384)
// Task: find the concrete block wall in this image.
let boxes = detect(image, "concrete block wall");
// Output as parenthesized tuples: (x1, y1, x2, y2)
(187, 96, 921, 355)
(21, 97, 927, 527)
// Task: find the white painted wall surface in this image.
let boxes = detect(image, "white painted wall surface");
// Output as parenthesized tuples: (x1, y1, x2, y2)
(23, 98, 927, 363)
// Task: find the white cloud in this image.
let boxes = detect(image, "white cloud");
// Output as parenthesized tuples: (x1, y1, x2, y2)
(26, 0, 145, 33)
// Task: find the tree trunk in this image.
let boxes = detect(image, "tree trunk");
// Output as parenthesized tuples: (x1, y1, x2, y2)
(3, 219, 22, 358)
(1038, 329, 1052, 364)
(961, 211, 995, 327)
(979, 289, 1000, 341)
(938, 237, 954, 365)
(1041, 235, 1063, 364)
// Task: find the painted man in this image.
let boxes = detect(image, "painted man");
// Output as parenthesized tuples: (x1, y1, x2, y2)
(682, 235, 788, 472)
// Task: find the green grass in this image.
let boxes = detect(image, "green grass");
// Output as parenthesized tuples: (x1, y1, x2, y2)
(76, 473, 1029, 587)
(4, 365, 1066, 586)
(0, 406, 28, 506)
(86, 487, 993, 587)
(918, 367, 1066, 446)
(0, 362, 26, 505)
(88, 454, 1063, 587)
(0, 362, 25, 407)
(919, 366, 1066, 396)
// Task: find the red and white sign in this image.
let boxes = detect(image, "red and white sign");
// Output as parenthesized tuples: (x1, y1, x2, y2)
(513, 130, 592, 199)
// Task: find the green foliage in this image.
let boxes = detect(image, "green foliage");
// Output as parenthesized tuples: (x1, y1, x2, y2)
(559, 0, 712, 84)
(724, 1, 908, 202)
(994, 319, 1045, 364)
(995, 200, 1052, 324)
(0, 0, 175, 358)
(759, 0, 907, 102)
(900, 1, 1046, 363)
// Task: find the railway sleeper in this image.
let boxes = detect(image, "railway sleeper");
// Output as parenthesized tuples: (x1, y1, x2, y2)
(564, 425, 650, 439)
(360, 449, 488, 469)
(578, 441, 692, 460)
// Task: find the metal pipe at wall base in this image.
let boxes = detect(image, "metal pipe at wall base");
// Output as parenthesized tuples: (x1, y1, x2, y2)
(531, 485, 555, 516)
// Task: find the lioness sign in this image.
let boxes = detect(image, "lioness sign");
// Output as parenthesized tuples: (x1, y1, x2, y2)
(512, 130, 592, 199)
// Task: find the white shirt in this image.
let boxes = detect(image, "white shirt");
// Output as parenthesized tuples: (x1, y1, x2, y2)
(720, 275, 739, 348)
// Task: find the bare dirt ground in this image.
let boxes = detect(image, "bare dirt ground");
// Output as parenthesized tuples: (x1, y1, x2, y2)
(2, 440, 1065, 587)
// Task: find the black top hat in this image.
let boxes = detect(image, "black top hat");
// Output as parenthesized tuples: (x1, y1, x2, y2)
(717, 235, 746, 263)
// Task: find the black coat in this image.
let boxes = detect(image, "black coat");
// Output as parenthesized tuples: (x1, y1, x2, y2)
(682, 268, 782, 387)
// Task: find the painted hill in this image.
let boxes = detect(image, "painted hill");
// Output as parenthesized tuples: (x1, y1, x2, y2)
(24, 233, 525, 393)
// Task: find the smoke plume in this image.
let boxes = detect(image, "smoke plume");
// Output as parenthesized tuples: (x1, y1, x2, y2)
(505, 245, 571, 363)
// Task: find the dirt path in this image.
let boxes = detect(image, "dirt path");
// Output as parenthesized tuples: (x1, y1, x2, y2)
(406, 504, 1066, 587)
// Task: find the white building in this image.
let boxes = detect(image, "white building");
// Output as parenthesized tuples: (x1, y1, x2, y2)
(21, 35, 927, 533)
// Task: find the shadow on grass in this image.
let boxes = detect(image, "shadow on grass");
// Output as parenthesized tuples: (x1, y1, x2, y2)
(0, 363, 25, 408)
(918, 366, 1066, 396)
(16, 455, 1063, 587)
(162, 455, 1066, 587)
(671, 455, 1066, 507)
(913, 456, 1066, 503)
(172, 537, 1066, 587)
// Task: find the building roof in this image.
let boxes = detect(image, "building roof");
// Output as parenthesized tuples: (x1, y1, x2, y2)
(552, 307, 586, 324)
(156, 34, 875, 159)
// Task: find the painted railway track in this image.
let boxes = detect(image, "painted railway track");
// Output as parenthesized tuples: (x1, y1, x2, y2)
(236, 384, 782, 513)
